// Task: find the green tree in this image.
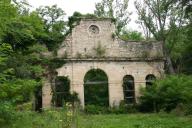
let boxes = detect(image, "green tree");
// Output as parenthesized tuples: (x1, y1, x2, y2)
(67, 12, 98, 33)
(119, 29, 144, 41)
(177, 0, 192, 19)
(94, 0, 131, 34)
(173, 1, 192, 74)
(0, 0, 17, 39)
(1, 1, 46, 51)
(37, 5, 67, 51)
(165, 24, 192, 74)
(0, 42, 41, 122)
(140, 75, 192, 112)
(0, 1, 50, 122)
(182, 24, 192, 74)
(140, 75, 192, 113)
(135, 0, 186, 74)
(67, 12, 82, 32)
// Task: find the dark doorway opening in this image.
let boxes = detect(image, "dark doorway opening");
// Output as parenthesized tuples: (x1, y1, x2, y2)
(84, 69, 109, 107)
(55, 76, 70, 107)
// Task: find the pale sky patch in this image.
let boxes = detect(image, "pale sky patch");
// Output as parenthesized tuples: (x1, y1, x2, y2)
(27, 0, 102, 16)
(27, 0, 142, 32)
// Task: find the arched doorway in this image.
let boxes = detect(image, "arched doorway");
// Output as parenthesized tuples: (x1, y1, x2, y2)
(123, 75, 135, 104)
(84, 69, 109, 107)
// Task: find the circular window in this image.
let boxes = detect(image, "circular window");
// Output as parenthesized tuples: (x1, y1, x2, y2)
(89, 25, 99, 35)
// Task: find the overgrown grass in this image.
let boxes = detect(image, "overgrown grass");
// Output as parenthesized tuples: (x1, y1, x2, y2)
(1, 109, 72, 128)
(78, 114, 192, 128)
(1, 111, 192, 128)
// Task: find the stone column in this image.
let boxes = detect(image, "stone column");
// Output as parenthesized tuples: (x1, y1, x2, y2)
(42, 80, 52, 108)
(73, 84, 84, 108)
(108, 80, 124, 107)
(134, 75, 146, 103)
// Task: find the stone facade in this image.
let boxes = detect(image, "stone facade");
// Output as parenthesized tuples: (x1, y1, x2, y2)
(42, 18, 164, 108)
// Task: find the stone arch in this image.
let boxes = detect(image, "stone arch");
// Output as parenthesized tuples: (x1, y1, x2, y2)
(122, 75, 135, 104)
(84, 68, 109, 107)
(145, 74, 156, 88)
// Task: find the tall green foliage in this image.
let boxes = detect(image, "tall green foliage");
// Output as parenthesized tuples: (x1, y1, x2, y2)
(135, 0, 187, 74)
(139, 75, 192, 113)
(94, 0, 131, 34)
(166, 24, 192, 74)
(36, 5, 66, 51)
(119, 29, 144, 41)
(67, 12, 98, 34)
(0, 0, 17, 38)
(0, 0, 51, 122)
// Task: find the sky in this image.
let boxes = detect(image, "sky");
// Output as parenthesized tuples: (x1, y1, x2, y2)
(27, 0, 141, 32)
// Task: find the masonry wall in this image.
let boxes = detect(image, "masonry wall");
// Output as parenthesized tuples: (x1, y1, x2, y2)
(57, 19, 163, 59)
(55, 60, 164, 108)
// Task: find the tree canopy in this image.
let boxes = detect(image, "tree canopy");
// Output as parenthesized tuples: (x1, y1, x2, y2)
(134, 0, 191, 74)
(94, 0, 131, 34)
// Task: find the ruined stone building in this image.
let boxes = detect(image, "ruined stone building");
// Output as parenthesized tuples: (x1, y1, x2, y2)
(42, 18, 164, 108)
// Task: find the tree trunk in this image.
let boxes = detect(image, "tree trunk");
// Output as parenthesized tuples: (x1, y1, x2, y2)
(166, 55, 175, 74)
(162, 41, 176, 74)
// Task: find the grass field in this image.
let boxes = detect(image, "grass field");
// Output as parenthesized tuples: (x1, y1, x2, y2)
(2, 111, 192, 128)
(78, 114, 192, 128)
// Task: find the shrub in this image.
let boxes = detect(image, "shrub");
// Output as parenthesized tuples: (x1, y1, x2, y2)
(139, 75, 192, 114)
(171, 103, 192, 116)
(170, 103, 186, 116)
(184, 103, 192, 115)
(0, 79, 37, 123)
(84, 102, 138, 114)
(16, 102, 33, 111)
(0, 102, 15, 124)
(109, 100, 138, 114)
(84, 105, 109, 114)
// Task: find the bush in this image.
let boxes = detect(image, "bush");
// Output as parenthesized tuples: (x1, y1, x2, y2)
(16, 102, 33, 111)
(184, 103, 192, 115)
(170, 103, 186, 116)
(171, 103, 192, 116)
(0, 79, 38, 124)
(84, 102, 138, 114)
(139, 75, 192, 114)
(0, 102, 15, 124)
(84, 105, 109, 114)
(108, 101, 138, 114)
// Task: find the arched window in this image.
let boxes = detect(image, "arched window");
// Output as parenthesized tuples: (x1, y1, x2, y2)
(84, 69, 109, 107)
(123, 75, 135, 104)
(145, 74, 156, 88)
